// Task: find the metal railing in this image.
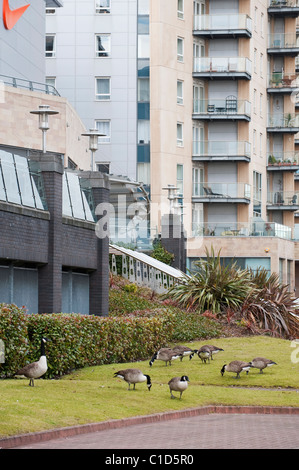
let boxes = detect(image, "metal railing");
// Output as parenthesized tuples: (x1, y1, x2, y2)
(268, 72, 299, 88)
(268, 151, 299, 165)
(191, 221, 292, 240)
(269, 0, 299, 8)
(0, 73, 60, 96)
(193, 57, 251, 75)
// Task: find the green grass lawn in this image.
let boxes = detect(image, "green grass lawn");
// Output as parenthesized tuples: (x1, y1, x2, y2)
(0, 336, 298, 439)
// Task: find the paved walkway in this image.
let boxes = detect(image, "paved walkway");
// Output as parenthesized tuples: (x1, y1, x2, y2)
(2, 407, 298, 450)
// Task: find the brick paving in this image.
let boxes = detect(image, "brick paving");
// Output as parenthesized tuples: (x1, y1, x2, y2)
(3, 407, 299, 450)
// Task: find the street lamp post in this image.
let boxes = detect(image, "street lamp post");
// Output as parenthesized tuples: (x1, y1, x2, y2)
(30, 104, 59, 153)
(81, 128, 106, 171)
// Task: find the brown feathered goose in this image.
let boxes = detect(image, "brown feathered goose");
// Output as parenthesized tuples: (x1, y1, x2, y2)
(172, 345, 198, 361)
(220, 360, 252, 379)
(168, 375, 190, 399)
(114, 368, 152, 391)
(15, 338, 48, 386)
(197, 345, 212, 364)
(205, 345, 224, 360)
(149, 348, 182, 367)
(250, 357, 277, 373)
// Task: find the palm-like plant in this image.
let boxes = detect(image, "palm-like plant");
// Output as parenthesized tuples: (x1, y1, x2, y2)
(166, 247, 253, 313)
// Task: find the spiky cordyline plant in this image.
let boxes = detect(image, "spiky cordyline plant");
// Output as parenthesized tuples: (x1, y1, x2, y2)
(166, 247, 253, 313)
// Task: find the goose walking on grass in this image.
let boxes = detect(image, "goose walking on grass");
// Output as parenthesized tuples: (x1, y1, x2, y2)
(15, 338, 48, 387)
(149, 348, 182, 367)
(197, 345, 212, 364)
(250, 357, 277, 374)
(168, 375, 190, 400)
(114, 368, 152, 391)
(172, 345, 198, 361)
(220, 360, 252, 379)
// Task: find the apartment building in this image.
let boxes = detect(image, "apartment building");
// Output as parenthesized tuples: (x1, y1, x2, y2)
(47, 0, 299, 290)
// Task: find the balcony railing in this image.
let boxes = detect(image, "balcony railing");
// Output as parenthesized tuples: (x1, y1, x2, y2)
(268, 151, 299, 165)
(193, 140, 251, 160)
(193, 14, 252, 34)
(193, 99, 251, 119)
(267, 113, 299, 129)
(267, 190, 299, 206)
(269, 0, 299, 8)
(192, 182, 251, 200)
(268, 33, 298, 49)
(0, 73, 60, 96)
(191, 221, 292, 240)
(268, 72, 299, 88)
(193, 57, 251, 77)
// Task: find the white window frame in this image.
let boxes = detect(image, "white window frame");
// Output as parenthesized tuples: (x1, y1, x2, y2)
(177, 122, 184, 147)
(95, 77, 111, 101)
(95, 0, 111, 14)
(95, 34, 111, 57)
(95, 119, 111, 143)
(177, 0, 184, 19)
(177, 80, 184, 105)
(177, 37, 184, 62)
(45, 34, 56, 58)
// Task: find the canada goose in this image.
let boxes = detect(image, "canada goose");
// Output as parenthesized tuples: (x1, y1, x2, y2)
(172, 345, 198, 361)
(250, 357, 277, 374)
(149, 348, 182, 367)
(168, 375, 190, 400)
(205, 345, 224, 360)
(15, 338, 48, 386)
(113, 368, 152, 391)
(197, 345, 211, 364)
(220, 360, 252, 379)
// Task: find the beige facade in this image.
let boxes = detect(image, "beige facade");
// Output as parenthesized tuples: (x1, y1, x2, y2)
(0, 86, 90, 170)
(149, 0, 299, 291)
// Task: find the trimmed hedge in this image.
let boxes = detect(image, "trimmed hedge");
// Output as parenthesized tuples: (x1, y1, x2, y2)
(0, 304, 175, 379)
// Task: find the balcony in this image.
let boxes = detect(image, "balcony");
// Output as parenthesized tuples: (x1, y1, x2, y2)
(267, 191, 299, 210)
(193, 14, 252, 38)
(191, 221, 292, 240)
(192, 182, 251, 204)
(268, 0, 299, 17)
(267, 72, 299, 93)
(267, 151, 299, 170)
(267, 113, 299, 133)
(192, 141, 251, 162)
(268, 33, 299, 55)
(193, 57, 251, 80)
(193, 98, 251, 121)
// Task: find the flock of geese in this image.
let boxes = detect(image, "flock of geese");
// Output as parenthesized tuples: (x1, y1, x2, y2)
(15, 338, 277, 400)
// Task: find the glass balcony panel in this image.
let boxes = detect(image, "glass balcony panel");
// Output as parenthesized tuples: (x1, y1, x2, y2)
(0, 151, 21, 205)
(267, 191, 299, 205)
(193, 99, 251, 117)
(191, 221, 292, 239)
(268, 72, 299, 87)
(268, 113, 299, 128)
(192, 182, 251, 199)
(268, 33, 297, 48)
(268, 151, 299, 165)
(193, 57, 251, 75)
(194, 14, 252, 33)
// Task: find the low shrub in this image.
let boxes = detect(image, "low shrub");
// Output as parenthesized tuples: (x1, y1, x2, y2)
(0, 309, 175, 379)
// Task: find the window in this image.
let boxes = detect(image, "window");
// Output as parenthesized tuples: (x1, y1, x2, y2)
(254, 48, 257, 73)
(96, 34, 111, 57)
(138, 16, 149, 34)
(260, 53, 263, 77)
(253, 171, 262, 217)
(137, 162, 150, 185)
(253, 129, 256, 154)
(260, 133, 263, 158)
(138, 0, 149, 14)
(177, 80, 183, 105)
(45, 35, 56, 58)
(95, 77, 111, 100)
(138, 35, 150, 58)
(138, 120, 150, 144)
(177, 37, 184, 62)
(177, 164, 183, 196)
(254, 6, 257, 32)
(46, 8, 56, 14)
(260, 93, 263, 117)
(138, 78, 150, 102)
(192, 167, 203, 196)
(45, 77, 57, 94)
(177, 122, 183, 147)
(177, 0, 184, 19)
(261, 13, 264, 37)
(95, 0, 111, 14)
(97, 163, 110, 174)
(95, 120, 111, 143)
(253, 89, 256, 114)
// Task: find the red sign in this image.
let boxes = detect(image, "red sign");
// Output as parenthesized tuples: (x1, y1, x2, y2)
(3, 0, 30, 30)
